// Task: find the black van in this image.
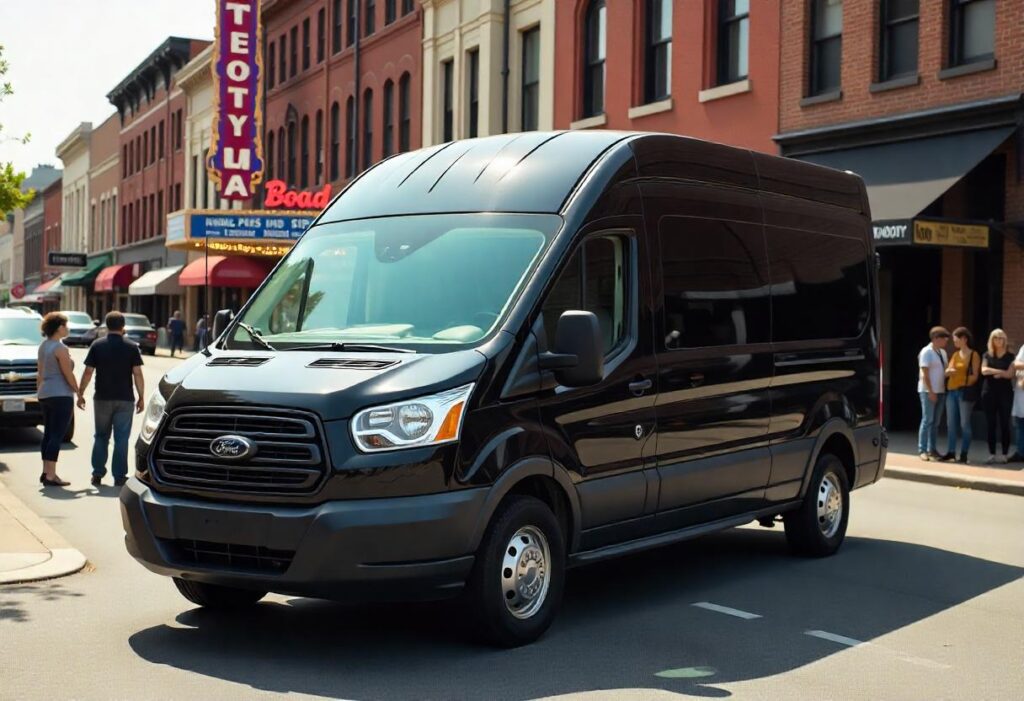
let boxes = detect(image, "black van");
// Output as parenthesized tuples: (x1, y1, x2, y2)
(121, 132, 886, 646)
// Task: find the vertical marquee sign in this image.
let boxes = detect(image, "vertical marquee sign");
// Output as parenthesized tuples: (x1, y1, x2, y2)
(207, 0, 264, 200)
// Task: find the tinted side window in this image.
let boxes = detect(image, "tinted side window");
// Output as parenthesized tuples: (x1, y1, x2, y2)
(659, 217, 770, 348)
(767, 228, 869, 342)
(542, 236, 627, 354)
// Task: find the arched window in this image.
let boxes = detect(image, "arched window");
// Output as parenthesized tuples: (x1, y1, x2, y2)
(267, 130, 275, 180)
(287, 120, 297, 187)
(582, 0, 606, 118)
(315, 109, 324, 184)
(277, 127, 286, 180)
(383, 80, 394, 158)
(330, 102, 340, 181)
(300, 115, 310, 188)
(345, 96, 356, 177)
(398, 72, 411, 153)
(363, 88, 373, 170)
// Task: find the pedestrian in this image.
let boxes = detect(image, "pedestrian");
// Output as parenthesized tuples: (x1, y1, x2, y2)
(36, 312, 81, 487)
(76, 311, 145, 487)
(980, 329, 1014, 464)
(942, 327, 980, 463)
(167, 310, 186, 357)
(1013, 344, 1024, 463)
(918, 326, 950, 461)
(194, 314, 207, 351)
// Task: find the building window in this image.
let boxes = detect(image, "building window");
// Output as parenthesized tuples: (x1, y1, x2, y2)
(136, 135, 142, 170)
(122, 145, 128, 177)
(330, 102, 340, 180)
(365, 0, 375, 36)
(317, 8, 326, 62)
(175, 183, 182, 211)
(301, 115, 310, 188)
(156, 191, 163, 235)
(717, 0, 749, 85)
(141, 197, 147, 238)
(346, 96, 357, 178)
(521, 28, 540, 132)
(279, 34, 287, 81)
(158, 121, 165, 158)
(290, 25, 299, 77)
(267, 132, 275, 180)
(333, 0, 343, 53)
(383, 80, 395, 157)
(277, 127, 286, 180)
(441, 59, 454, 142)
(287, 120, 297, 187)
(950, 0, 995, 66)
(302, 18, 311, 70)
(402, 0, 414, 15)
(150, 125, 156, 163)
(809, 0, 843, 95)
(386, 0, 396, 24)
(315, 109, 324, 184)
(645, 0, 672, 101)
(467, 49, 479, 138)
(269, 41, 277, 87)
(583, 0, 606, 118)
(363, 89, 373, 170)
(143, 131, 149, 167)
(347, 0, 357, 46)
(176, 109, 183, 149)
(879, 0, 918, 81)
(399, 72, 411, 152)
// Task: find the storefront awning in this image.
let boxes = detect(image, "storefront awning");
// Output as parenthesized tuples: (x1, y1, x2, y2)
(129, 266, 184, 296)
(61, 254, 112, 287)
(179, 256, 273, 288)
(800, 126, 1015, 221)
(33, 276, 64, 295)
(95, 264, 137, 292)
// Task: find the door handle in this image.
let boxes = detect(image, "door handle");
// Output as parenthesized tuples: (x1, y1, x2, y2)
(629, 378, 653, 396)
(689, 372, 705, 387)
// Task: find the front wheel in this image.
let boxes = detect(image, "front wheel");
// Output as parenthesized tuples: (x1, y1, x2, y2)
(784, 453, 850, 557)
(464, 496, 566, 647)
(173, 578, 266, 609)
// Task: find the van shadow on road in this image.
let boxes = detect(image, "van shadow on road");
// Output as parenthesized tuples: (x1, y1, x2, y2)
(127, 529, 1023, 699)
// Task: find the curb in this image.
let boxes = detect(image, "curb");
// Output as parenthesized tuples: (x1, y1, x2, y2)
(883, 466, 1024, 497)
(0, 483, 88, 585)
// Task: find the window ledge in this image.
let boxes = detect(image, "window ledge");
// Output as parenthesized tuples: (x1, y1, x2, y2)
(570, 114, 607, 130)
(938, 58, 997, 81)
(800, 89, 842, 107)
(628, 98, 673, 120)
(698, 79, 751, 103)
(869, 74, 920, 93)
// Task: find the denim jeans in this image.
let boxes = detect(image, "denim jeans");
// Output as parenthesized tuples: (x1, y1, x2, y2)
(92, 400, 135, 480)
(918, 391, 946, 454)
(945, 389, 974, 457)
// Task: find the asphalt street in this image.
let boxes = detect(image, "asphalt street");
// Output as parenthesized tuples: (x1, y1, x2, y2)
(1, 349, 1022, 700)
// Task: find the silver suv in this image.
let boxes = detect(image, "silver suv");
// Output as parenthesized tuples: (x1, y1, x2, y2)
(0, 308, 47, 433)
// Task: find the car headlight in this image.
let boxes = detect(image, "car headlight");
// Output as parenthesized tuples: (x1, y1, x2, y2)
(140, 392, 167, 444)
(351, 384, 474, 452)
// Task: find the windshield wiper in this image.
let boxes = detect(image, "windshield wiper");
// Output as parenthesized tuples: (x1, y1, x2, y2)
(234, 321, 276, 352)
(281, 342, 414, 353)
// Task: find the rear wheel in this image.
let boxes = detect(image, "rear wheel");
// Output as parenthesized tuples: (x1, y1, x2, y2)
(173, 578, 266, 609)
(784, 453, 850, 557)
(464, 495, 565, 647)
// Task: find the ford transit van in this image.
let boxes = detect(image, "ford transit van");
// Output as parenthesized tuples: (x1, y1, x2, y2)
(121, 132, 886, 646)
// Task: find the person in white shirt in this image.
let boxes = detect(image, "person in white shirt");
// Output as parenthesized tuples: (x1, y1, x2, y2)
(918, 326, 950, 460)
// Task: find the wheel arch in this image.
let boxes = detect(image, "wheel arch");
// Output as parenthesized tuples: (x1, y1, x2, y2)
(799, 419, 858, 498)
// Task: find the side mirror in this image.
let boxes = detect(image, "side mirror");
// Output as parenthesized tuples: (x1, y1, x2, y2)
(151, 323, 157, 329)
(212, 309, 235, 342)
(92, 319, 100, 326)
(539, 310, 604, 387)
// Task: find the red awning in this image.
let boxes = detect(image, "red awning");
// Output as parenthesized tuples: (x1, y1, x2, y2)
(94, 264, 137, 292)
(179, 256, 273, 288)
(34, 277, 60, 293)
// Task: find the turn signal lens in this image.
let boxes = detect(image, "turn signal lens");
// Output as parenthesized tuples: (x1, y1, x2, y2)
(351, 384, 474, 453)
(433, 402, 465, 443)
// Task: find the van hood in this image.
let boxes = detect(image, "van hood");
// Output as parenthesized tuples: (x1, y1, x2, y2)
(161, 348, 487, 422)
(0, 344, 38, 362)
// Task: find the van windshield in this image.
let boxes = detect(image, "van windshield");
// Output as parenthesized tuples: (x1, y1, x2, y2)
(233, 213, 560, 351)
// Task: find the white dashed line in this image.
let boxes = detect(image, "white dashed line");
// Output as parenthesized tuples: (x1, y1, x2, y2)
(692, 602, 763, 620)
(805, 630, 951, 670)
(805, 630, 868, 647)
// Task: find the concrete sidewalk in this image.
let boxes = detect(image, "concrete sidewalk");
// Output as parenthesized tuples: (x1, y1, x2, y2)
(883, 431, 1024, 496)
(0, 480, 87, 584)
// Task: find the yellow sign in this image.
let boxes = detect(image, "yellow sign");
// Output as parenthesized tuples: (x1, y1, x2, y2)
(913, 220, 989, 249)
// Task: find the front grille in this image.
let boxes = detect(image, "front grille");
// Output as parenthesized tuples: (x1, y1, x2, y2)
(164, 538, 294, 574)
(153, 407, 328, 494)
(0, 361, 38, 397)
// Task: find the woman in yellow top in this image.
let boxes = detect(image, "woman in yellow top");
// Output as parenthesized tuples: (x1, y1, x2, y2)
(943, 327, 981, 463)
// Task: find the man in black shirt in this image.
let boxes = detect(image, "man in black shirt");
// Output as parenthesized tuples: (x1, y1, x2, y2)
(78, 311, 145, 486)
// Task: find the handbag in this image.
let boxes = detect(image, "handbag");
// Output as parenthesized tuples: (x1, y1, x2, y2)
(963, 351, 980, 402)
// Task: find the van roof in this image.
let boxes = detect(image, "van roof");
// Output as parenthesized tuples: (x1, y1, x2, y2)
(318, 131, 868, 223)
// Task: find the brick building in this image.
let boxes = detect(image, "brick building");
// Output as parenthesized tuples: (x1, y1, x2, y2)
(55, 122, 92, 312)
(775, 0, 1023, 429)
(263, 0, 421, 193)
(553, 0, 780, 154)
(105, 37, 208, 319)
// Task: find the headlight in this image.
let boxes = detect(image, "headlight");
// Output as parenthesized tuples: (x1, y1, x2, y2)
(352, 384, 474, 452)
(140, 392, 167, 444)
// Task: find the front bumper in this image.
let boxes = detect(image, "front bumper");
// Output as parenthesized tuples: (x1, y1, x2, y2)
(120, 478, 488, 601)
(0, 396, 42, 426)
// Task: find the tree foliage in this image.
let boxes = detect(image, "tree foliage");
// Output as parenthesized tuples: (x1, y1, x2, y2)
(0, 44, 34, 216)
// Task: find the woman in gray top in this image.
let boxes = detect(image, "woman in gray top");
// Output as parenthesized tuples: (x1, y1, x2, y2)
(37, 312, 80, 487)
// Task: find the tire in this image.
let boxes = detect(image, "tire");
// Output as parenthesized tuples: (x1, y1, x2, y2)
(173, 577, 267, 609)
(464, 495, 566, 648)
(63, 416, 74, 444)
(784, 453, 850, 557)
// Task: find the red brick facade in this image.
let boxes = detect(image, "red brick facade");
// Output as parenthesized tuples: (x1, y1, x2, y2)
(41, 180, 63, 282)
(263, 0, 421, 195)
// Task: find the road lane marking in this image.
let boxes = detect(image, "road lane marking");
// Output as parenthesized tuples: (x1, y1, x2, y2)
(805, 630, 868, 647)
(806, 630, 951, 670)
(691, 602, 762, 620)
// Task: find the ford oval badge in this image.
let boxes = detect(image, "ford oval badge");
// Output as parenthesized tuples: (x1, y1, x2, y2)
(210, 435, 257, 461)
